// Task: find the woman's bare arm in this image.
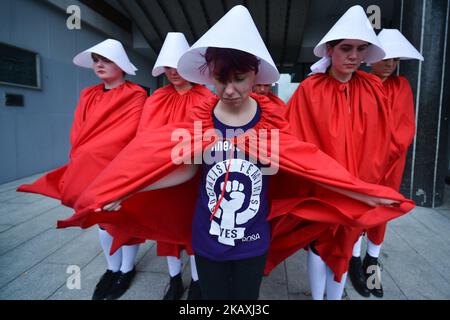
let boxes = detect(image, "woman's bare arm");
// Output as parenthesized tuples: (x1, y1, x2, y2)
(317, 183, 399, 207)
(100, 165, 199, 212)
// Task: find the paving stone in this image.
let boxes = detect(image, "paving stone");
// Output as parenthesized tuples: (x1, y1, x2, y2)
(381, 228, 450, 299)
(118, 271, 167, 300)
(285, 249, 310, 299)
(0, 174, 44, 193)
(44, 227, 101, 266)
(388, 216, 450, 285)
(408, 207, 450, 245)
(136, 242, 169, 274)
(4, 192, 46, 205)
(0, 228, 81, 289)
(0, 225, 13, 233)
(0, 190, 22, 203)
(0, 205, 73, 255)
(0, 262, 70, 300)
(260, 262, 289, 300)
(0, 197, 61, 225)
(48, 253, 108, 300)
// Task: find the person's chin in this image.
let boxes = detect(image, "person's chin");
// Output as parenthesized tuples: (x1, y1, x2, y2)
(171, 79, 183, 86)
(223, 99, 241, 107)
(344, 65, 358, 73)
(96, 72, 109, 80)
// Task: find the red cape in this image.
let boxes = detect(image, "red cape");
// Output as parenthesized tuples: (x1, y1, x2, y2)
(139, 83, 214, 257)
(266, 92, 286, 108)
(285, 70, 396, 279)
(139, 84, 214, 130)
(367, 75, 416, 244)
(17, 81, 147, 208)
(57, 93, 414, 281)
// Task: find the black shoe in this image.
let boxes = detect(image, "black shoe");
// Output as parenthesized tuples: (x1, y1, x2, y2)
(163, 273, 184, 300)
(92, 270, 120, 300)
(348, 256, 371, 297)
(187, 279, 202, 300)
(363, 254, 384, 298)
(105, 267, 137, 300)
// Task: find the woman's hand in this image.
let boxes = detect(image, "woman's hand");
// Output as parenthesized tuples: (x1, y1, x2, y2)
(317, 183, 400, 207)
(356, 194, 400, 207)
(94, 197, 127, 212)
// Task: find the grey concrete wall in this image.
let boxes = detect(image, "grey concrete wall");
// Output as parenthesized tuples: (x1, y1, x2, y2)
(399, 0, 450, 207)
(0, 0, 157, 184)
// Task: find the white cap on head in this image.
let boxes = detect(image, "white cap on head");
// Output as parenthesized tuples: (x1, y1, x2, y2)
(177, 5, 280, 85)
(152, 32, 190, 77)
(375, 29, 424, 62)
(311, 5, 385, 73)
(73, 39, 138, 75)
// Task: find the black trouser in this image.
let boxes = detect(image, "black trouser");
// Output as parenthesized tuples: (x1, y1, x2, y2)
(195, 253, 267, 300)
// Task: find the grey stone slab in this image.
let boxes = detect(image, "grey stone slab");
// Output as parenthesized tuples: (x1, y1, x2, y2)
(0, 262, 69, 300)
(134, 241, 154, 265)
(437, 185, 450, 209)
(388, 215, 450, 285)
(0, 228, 82, 289)
(434, 208, 450, 223)
(388, 211, 413, 228)
(48, 253, 106, 300)
(46, 230, 153, 275)
(260, 262, 289, 300)
(45, 237, 160, 299)
(136, 242, 170, 274)
(381, 227, 450, 299)
(0, 225, 13, 233)
(0, 174, 45, 193)
(119, 271, 167, 300)
(285, 249, 310, 299)
(5, 192, 46, 205)
(0, 197, 61, 225)
(0, 205, 73, 256)
(49, 251, 167, 300)
(0, 190, 22, 203)
(44, 227, 101, 266)
(408, 207, 450, 245)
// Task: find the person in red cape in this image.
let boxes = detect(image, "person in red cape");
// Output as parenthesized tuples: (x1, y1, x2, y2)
(58, 5, 414, 300)
(285, 5, 394, 299)
(17, 39, 147, 300)
(252, 83, 286, 108)
(348, 28, 424, 298)
(146, 32, 214, 300)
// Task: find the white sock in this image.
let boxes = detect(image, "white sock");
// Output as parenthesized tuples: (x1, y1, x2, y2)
(98, 228, 122, 272)
(167, 256, 182, 277)
(190, 255, 199, 281)
(352, 235, 363, 258)
(326, 268, 348, 300)
(367, 239, 382, 258)
(120, 244, 139, 273)
(307, 249, 326, 300)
